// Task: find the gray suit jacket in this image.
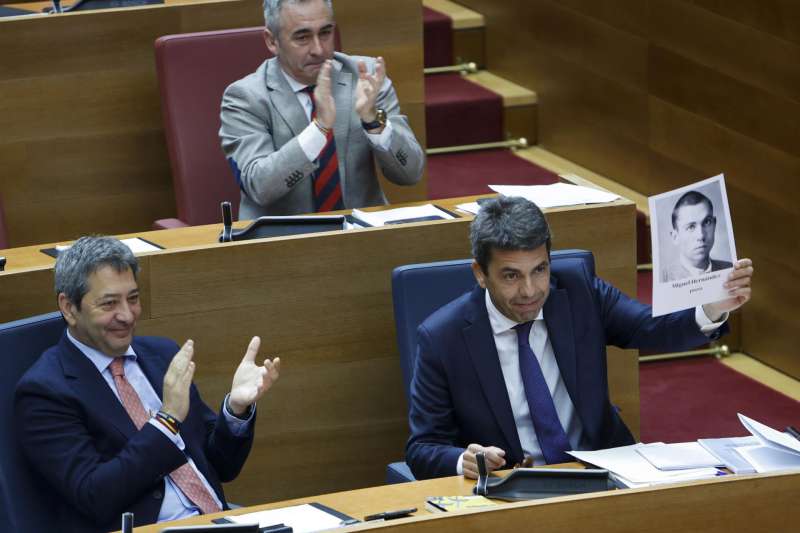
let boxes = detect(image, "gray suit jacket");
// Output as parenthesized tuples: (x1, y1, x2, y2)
(219, 52, 425, 219)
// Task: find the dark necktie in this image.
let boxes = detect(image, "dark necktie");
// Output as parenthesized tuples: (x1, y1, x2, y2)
(513, 322, 572, 464)
(302, 86, 344, 212)
(109, 358, 221, 514)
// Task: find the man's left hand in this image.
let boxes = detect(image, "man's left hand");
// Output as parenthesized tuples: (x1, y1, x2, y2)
(228, 336, 281, 416)
(355, 56, 386, 123)
(703, 258, 754, 321)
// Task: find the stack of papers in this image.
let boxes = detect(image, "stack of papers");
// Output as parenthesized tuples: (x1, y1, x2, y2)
(733, 414, 800, 473)
(224, 503, 354, 532)
(568, 444, 720, 488)
(636, 442, 724, 470)
(350, 204, 455, 227)
(455, 183, 620, 214)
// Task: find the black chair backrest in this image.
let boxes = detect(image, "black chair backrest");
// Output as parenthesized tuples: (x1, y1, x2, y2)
(0, 311, 66, 533)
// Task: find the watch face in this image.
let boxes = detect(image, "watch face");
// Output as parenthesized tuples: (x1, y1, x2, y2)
(376, 108, 387, 125)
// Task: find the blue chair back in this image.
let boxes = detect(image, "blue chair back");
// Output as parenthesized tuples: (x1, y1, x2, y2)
(0, 312, 66, 533)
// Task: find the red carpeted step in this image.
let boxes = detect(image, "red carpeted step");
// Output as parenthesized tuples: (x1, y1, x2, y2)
(423, 6, 454, 68)
(425, 73, 503, 148)
(427, 149, 559, 200)
(640, 357, 800, 443)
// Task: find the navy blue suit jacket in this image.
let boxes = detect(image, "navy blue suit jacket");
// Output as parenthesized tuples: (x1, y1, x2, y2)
(405, 258, 725, 479)
(14, 333, 255, 533)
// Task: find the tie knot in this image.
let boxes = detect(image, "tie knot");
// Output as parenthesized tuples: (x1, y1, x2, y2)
(109, 357, 125, 377)
(301, 85, 316, 97)
(514, 321, 534, 340)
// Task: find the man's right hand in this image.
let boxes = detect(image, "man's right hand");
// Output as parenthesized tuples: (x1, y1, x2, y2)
(161, 339, 196, 422)
(462, 443, 507, 479)
(313, 60, 336, 131)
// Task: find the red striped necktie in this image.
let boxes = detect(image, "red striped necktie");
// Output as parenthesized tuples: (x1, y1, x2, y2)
(109, 357, 221, 515)
(302, 86, 344, 212)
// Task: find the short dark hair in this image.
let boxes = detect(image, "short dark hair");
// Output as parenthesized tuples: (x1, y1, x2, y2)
(671, 190, 714, 230)
(470, 196, 552, 273)
(55, 236, 139, 310)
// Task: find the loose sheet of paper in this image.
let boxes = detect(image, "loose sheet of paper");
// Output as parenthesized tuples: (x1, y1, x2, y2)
(226, 503, 345, 532)
(351, 204, 454, 226)
(636, 442, 724, 470)
(489, 183, 619, 208)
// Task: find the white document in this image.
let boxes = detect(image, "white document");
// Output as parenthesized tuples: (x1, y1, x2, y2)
(455, 201, 481, 215)
(489, 183, 619, 208)
(568, 444, 719, 487)
(636, 442, 724, 470)
(738, 413, 800, 456)
(648, 174, 737, 316)
(697, 436, 759, 474)
(225, 503, 347, 532)
(735, 445, 800, 473)
(56, 237, 162, 255)
(350, 203, 454, 227)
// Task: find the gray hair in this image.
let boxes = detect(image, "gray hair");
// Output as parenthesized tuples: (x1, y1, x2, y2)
(470, 196, 552, 273)
(263, 0, 334, 38)
(55, 236, 139, 310)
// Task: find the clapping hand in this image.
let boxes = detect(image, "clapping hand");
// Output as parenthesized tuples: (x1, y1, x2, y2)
(228, 336, 281, 416)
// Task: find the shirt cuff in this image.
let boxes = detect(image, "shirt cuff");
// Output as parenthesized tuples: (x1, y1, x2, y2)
(695, 305, 728, 334)
(148, 418, 186, 450)
(298, 123, 328, 162)
(222, 394, 255, 436)
(365, 120, 393, 151)
(456, 452, 465, 476)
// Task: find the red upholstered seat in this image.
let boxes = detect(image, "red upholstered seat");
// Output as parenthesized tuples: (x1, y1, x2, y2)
(154, 27, 273, 228)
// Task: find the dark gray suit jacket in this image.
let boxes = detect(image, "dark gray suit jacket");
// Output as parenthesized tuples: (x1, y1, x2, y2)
(219, 52, 424, 219)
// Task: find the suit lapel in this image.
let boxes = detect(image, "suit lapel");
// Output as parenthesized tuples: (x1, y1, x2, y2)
(330, 58, 351, 190)
(463, 287, 524, 460)
(543, 284, 579, 408)
(58, 334, 137, 439)
(265, 58, 308, 137)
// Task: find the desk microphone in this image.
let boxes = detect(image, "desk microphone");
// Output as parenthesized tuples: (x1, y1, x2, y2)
(220, 201, 233, 243)
(121, 512, 134, 533)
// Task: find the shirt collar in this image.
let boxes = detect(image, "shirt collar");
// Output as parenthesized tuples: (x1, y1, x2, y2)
(66, 328, 137, 374)
(484, 289, 544, 336)
(280, 66, 312, 94)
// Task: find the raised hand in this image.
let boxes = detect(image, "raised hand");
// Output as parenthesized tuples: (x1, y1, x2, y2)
(703, 258, 754, 321)
(161, 340, 196, 422)
(228, 336, 281, 416)
(354, 56, 386, 122)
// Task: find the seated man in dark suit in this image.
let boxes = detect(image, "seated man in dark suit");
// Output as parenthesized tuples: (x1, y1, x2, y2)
(15, 236, 281, 532)
(406, 196, 754, 480)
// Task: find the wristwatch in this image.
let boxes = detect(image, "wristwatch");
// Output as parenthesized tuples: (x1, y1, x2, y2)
(362, 108, 387, 131)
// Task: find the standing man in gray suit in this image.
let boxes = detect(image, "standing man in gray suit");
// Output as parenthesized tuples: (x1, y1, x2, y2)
(220, 0, 425, 219)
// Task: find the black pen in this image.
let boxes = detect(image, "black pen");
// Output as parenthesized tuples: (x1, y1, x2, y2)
(786, 426, 800, 442)
(364, 507, 417, 521)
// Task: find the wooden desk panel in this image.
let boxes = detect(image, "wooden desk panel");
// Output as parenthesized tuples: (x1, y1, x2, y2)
(0, 196, 638, 504)
(126, 470, 800, 533)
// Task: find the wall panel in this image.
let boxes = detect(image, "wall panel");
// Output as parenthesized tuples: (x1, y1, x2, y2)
(458, 0, 800, 377)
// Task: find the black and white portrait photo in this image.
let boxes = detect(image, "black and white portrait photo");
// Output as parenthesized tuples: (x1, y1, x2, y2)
(649, 174, 737, 316)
